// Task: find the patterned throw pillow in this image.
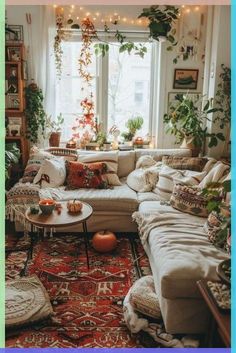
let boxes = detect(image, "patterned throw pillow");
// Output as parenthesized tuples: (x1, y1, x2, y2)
(78, 151, 122, 186)
(66, 161, 108, 189)
(162, 156, 208, 172)
(170, 184, 211, 217)
(204, 211, 230, 252)
(21, 149, 56, 183)
(6, 275, 53, 328)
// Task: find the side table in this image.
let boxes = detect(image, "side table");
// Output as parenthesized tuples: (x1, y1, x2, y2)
(25, 201, 93, 270)
(197, 280, 230, 348)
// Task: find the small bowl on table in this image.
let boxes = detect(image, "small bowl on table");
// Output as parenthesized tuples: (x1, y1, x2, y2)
(39, 199, 56, 215)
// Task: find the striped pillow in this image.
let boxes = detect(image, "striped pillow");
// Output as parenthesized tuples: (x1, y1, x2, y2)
(153, 165, 206, 201)
(162, 156, 208, 172)
(78, 151, 122, 186)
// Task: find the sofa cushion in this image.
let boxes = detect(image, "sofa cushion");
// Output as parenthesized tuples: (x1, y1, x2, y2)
(162, 156, 208, 172)
(137, 192, 160, 203)
(170, 184, 211, 218)
(138, 201, 229, 299)
(199, 161, 230, 188)
(40, 181, 138, 213)
(117, 151, 136, 178)
(66, 161, 108, 190)
(78, 151, 122, 186)
(33, 157, 66, 188)
(135, 148, 191, 163)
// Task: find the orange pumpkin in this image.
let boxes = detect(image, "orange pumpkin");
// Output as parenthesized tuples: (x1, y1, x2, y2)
(92, 230, 117, 253)
(67, 200, 83, 213)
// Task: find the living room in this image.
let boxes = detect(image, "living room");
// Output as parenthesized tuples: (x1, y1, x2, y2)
(5, 3, 231, 349)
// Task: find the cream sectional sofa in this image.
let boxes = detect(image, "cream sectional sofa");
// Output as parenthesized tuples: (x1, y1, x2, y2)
(6, 147, 229, 335)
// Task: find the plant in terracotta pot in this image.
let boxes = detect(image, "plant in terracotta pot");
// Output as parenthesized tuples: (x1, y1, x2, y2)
(163, 93, 225, 156)
(46, 113, 64, 147)
(121, 116, 144, 144)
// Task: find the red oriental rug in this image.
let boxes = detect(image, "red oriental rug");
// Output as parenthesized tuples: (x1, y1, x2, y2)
(6, 233, 153, 348)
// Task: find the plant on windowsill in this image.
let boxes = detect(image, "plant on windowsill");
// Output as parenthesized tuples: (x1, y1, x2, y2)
(121, 116, 144, 144)
(25, 82, 46, 144)
(163, 93, 225, 156)
(46, 113, 64, 147)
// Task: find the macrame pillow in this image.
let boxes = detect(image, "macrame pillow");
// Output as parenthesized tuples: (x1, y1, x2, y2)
(6, 275, 53, 329)
(170, 184, 211, 217)
(129, 275, 161, 319)
(162, 156, 208, 172)
(66, 161, 108, 189)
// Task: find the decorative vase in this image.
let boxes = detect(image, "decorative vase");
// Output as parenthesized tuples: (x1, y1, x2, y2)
(180, 137, 201, 157)
(49, 132, 61, 147)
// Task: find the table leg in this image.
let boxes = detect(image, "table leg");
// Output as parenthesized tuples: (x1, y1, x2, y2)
(82, 221, 90, 270)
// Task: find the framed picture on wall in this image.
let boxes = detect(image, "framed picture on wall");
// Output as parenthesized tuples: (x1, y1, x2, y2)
(7, 47, 21, 61)
(5, 25, 24, 43)
(168, 92, 201, 112)
(173, 69, 199, 89)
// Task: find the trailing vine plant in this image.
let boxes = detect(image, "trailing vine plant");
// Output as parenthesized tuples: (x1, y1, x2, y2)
(214, 64, 231, 128)
(25, 82, 46, 144)
(54, 14, 65, 78)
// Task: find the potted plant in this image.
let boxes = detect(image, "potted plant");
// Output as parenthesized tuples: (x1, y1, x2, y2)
(5, 143, 20, 190)
(138, 6, 179, 48)
(46, 113, 64, 147)
(25, 82, 46, 144)
(121, 117, 144, 145)
(163, 93, 225, 156)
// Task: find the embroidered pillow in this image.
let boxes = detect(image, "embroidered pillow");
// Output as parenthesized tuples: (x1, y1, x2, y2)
(170, 184, 211, 217)
(6, 275, 53, 329)
(33, 158, 66, 188)
(204, 210, 230, 252)
(78, 151, 121, 186)
(162, 156, 208, 172)
(66, 161, 108, 189)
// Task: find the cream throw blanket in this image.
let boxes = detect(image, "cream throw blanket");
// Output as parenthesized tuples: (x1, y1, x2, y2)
(132, 211, 205, 246)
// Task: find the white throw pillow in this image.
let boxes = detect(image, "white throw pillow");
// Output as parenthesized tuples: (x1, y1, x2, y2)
(154, 165, 206, 201)
(127, 164, 162, 192)
(136, 155, 157, 169)
(78, 151, 122, 186)
(33, 158, 66, 188)
(199, 161, 230, 188)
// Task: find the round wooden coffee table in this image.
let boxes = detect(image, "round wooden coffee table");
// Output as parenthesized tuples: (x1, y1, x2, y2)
(25, 201, 93, 269)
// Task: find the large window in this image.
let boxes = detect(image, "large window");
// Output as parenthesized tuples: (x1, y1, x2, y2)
(56, 38, 153, 142)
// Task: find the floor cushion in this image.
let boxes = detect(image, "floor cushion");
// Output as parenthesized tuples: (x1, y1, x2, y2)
(6, 275, 53, 329)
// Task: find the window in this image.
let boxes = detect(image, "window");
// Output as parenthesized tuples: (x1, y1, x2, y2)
(55, 38, 154, 142)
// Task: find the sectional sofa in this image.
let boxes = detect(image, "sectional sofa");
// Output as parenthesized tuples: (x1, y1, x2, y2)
(6, 147, 229, 335)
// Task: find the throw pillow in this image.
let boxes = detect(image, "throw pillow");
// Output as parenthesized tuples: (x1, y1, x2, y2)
(170, 184, 211, 217)
(199, 161, 231, 188)
(204, 210, 230, 251)
(153, 165, 206, 201)
(21, 149, 56, 184)
(127, 164, 162, 192)
(6, 275, 53, 328)
(66, 161, 108, 189)
(162, 156, 208, 172)
(78, 151, 122, 186)
(33, 158, 66, 188)
(135, 155, 157, 169)
(129, 275, 161, 319)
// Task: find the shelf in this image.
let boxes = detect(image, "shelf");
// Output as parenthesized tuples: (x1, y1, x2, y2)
(6, 61, 21, 65)
(6, 136, 24, 141)
(6, 110, 24, 114)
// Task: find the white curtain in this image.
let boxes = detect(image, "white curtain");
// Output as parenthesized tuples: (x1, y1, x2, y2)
(27, 5, 56, 147)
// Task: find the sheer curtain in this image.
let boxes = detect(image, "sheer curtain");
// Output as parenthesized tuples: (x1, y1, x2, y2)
(30, 5, 56, 147)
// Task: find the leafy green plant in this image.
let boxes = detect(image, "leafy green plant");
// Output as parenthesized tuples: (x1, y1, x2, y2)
(215, 64, 231, 128)
(45, 113, 64, 133)
(138, 6, 179, 55)
(163, 93, 225, 150)
(121, 116, 144, 141)
(25, 82, 46, 144)
(202, 180, 231, 250)
(5, 143, 20, 183)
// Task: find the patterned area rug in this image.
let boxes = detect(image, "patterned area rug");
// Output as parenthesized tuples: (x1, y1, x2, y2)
(6, 233, 154, 348)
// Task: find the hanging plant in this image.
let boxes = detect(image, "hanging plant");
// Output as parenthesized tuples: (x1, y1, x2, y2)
(54, 14, 65, 78)
(214, 64, 231, 128)
(25, 82, 46, 144)
(138, 6, 179, 51)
